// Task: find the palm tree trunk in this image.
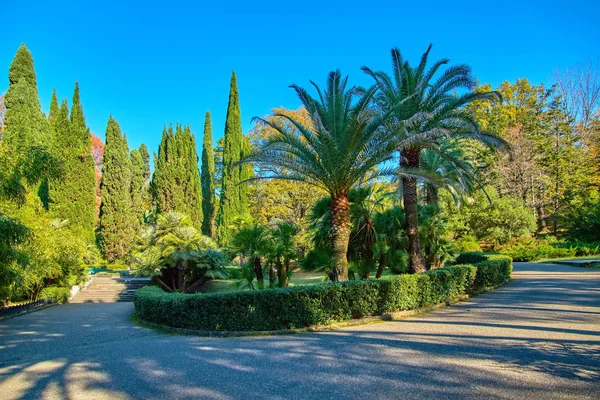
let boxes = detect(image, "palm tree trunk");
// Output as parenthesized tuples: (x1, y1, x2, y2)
(402, 149, 426, 274)
(375, 252, 386, 279)
(253, 257, 264, 289)
(331, 191, 350, 282)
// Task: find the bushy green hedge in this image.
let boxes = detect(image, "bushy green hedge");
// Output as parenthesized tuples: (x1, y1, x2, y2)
(135, 254, 511, 332)
(39, 287, 71, 304)
(497, 238, 600, 262)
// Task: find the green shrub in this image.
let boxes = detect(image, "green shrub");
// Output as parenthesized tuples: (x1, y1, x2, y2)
(498, 238, 599, 262)
(39, 287, 71, 304)
(135, 254, 510, 332)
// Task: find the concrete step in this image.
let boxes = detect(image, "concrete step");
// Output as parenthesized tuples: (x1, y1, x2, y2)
(69, 276, 149, 303)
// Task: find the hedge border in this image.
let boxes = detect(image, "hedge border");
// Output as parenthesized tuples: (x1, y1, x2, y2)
(134, 294, 473, 337)
(135, 253, 512, 334)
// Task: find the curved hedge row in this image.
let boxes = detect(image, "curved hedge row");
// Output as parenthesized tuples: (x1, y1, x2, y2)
(135, 253, 512, 332)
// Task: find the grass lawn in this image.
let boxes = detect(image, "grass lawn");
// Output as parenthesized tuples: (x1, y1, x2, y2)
(536, 255, 600, 263)
(201, 268, 401, 294)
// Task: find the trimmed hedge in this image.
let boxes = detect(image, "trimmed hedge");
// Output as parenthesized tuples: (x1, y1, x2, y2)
(39, 287, 71, 304)
(135, 253, 511, 332)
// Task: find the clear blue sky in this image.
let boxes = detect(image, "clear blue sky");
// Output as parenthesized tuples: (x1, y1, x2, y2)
(1, 0, 598, 161)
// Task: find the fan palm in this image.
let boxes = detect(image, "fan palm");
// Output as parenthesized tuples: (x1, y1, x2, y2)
(363, 45, 506, 273)
(246, 70, 395, 281)
(230, 225, 269, 289)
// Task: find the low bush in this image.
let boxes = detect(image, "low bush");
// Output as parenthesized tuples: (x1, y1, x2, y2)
(39, 287, 71, 304)
(135, 253, 511, 332)
(498, 238, 600, 262)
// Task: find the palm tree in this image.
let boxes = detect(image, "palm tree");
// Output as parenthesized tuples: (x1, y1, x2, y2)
(419, 142, 484, 207)
(246, 71, 395, 281)
(265, 222, 298, 287)
(363, 45, 506, 273)
(230, 225, 269, 289)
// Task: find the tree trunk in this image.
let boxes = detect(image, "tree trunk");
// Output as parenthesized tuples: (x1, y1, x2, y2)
(401, 149, 426, 274)
(184, 275, 208, 294)
(268, 265, 275, 288)
(330, 191, 351, 282)
(152, 276, 173, 293)
(375, 252, 386, 279)
(253, 257, 264, 289)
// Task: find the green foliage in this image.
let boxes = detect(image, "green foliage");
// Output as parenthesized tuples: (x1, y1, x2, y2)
(135, 256, 510, 332)
(132, 212, 227, 293)
(246, 71, 397, 281)
(3, 44, 51, 151)
(39, 286, 71, 304)
(130, 145, 151, 232)
(497, 238, 599, 262)
(201, 111, 216, 237)
(48, 86, 96, 243)
(99, 116, 135, 262)
(442, 187, 536, 245)
(565, 191, 600, 242)
(152, 124, 203, 227)
(217, 71, 250, 245)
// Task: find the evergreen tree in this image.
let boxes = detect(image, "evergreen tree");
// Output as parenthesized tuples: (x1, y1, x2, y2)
(216, 71, 250, 244)
(3, 44, 50, 151)
(151, 124, 203, 227)
(46, 84, 96, 242)
(201, 111, 216, 237)
(48, 89, 59, 123)
(130, 144, 150, 231)
(99, 116, 135, 262)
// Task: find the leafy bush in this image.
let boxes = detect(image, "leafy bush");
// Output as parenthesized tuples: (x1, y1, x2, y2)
(135, 254, 510, 332)
(39, 286, 71, 304)
(497, 237, 599, 262)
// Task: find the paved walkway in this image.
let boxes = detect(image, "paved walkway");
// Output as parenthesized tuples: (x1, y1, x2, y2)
(0, 263, 599, 399)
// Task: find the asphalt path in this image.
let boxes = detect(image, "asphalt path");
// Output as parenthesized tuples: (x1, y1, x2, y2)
(1, 262, 599, 399)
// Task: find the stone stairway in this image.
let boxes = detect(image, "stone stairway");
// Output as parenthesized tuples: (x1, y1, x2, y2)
(69, 277, 150, 303)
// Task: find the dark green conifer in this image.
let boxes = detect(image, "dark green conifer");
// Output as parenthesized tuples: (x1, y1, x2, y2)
(216, 71, 250, 244)
(3, 43, 50, 152)
(46, 84, 96, 241)
(151, 124, 203, 227)
(201, 111, 216, 237)
(99, 116, 135, 262)
(130, 144, 150, 230)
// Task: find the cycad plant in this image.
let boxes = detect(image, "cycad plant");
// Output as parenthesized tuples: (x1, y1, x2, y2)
(363, 45, 506, 273)
(246, 71, 395, 281)
(132, 212, 227, 293)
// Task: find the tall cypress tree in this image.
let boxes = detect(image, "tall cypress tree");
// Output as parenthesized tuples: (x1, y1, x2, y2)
(99, 116, 135, 262)
(68, 83, 96, 240)
(3, 44, 50, 152)
(46, 85, 96, 241)
(201, 111, 216, 237)
(151, 124, 203, 227)
(48, 89, 59, 123)
(216, 71, 250, 244)
(130, 144, 150, 231)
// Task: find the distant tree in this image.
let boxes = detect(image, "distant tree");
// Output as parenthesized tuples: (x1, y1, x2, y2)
(99, 116, 135, 262)
(217, 71, 251, 245)
(91, 133, 105, 220)
(130, 144, 151, 232)
(47, 84, 96, 242)
(201, 111, 216, 237)
(151, 124, 203, 227)
(3, 44, 50, 152)
(0, 93, 5, 138)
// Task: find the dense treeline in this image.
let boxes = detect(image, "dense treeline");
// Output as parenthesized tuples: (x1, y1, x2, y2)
(0, 43, 598, 303)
